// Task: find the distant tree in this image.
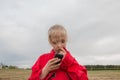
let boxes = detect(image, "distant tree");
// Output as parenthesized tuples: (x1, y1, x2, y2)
(0, 63, 2, 69)
(9, 65, 18, 69)
(85, 65, 120, 70)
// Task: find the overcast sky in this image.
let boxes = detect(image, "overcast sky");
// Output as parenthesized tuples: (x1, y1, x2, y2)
(0, 0, 120, 68)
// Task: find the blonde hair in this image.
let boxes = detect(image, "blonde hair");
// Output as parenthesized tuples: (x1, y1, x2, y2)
(48, 24, 67, 42)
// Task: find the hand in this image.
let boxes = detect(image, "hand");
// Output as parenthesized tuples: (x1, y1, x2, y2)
(40, 58, 61, 79)
(44, 58, 61, 72)
(59, 48, 66, 56)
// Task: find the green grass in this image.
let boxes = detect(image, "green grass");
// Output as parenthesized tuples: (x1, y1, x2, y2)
(0, 69, 120, 80)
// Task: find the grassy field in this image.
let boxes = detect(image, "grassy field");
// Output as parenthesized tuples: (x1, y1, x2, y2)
(0, 69, 31, 80)
(0, 69, 120, 80)
(88, 70, 120, 80)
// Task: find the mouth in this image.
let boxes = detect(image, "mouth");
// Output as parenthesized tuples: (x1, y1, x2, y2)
(57, 49, 62, 53)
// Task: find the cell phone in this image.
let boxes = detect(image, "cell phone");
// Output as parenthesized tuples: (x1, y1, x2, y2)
(54, 53, 63, 64)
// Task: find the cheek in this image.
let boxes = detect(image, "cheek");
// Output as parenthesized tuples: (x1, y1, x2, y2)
(53, 46, 58, 52)
(62, 43, 66, 48)
(63, 45, 66, 47)
(52, 44, 57, 49)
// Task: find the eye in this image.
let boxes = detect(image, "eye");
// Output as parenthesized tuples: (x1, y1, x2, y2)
(61, 40, 65, 43)
(52, 41, 57, 44)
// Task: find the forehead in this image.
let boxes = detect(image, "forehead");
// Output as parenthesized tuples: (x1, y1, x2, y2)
(50, 33, 67, 42)
(49, 32, 67, 41)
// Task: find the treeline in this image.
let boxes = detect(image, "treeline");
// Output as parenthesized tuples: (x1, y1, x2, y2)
(1, 63, 120, 70)
(85, 65, 120, 70)
(0, 63, 18, 69)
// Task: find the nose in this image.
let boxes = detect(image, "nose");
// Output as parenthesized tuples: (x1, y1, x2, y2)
(57, 42, 62, 48)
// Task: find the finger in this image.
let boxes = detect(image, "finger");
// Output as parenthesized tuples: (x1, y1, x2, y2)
(50, 63, 60, 70)
(51, 59, 61, 65)
(48, 58, 60, 66)
(48, 63, 60, 72)
(60, 48, 66, 53)
(49, 58, 58, 63)
(46, 59, 57, 67)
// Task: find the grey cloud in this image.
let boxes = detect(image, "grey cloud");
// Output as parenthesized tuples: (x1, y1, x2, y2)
(0, 0, 120, 68)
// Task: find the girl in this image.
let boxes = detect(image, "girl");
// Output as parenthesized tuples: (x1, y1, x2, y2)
(28, 25, 88, 80)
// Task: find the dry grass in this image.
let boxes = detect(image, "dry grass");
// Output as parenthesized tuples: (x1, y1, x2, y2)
(88, 70, 120, 80)
(0, 69, 120, 80)
(0, 69, 31, 80)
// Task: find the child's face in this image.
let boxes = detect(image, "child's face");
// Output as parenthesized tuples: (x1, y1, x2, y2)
(50, 36, 67, 53)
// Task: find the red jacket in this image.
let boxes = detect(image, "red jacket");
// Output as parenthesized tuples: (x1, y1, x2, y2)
(28, 49, 88, 80)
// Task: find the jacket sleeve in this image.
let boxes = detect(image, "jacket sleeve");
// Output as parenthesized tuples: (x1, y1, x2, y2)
(60, 52, 88, 80)
(28, 55, 48, 80)
(28, 56, 42, 80)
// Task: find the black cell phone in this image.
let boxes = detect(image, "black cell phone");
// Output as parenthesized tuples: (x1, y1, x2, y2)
(54, 53, 63, 64)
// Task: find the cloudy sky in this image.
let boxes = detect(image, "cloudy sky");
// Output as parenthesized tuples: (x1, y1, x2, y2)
(0, 0, 120, 68)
